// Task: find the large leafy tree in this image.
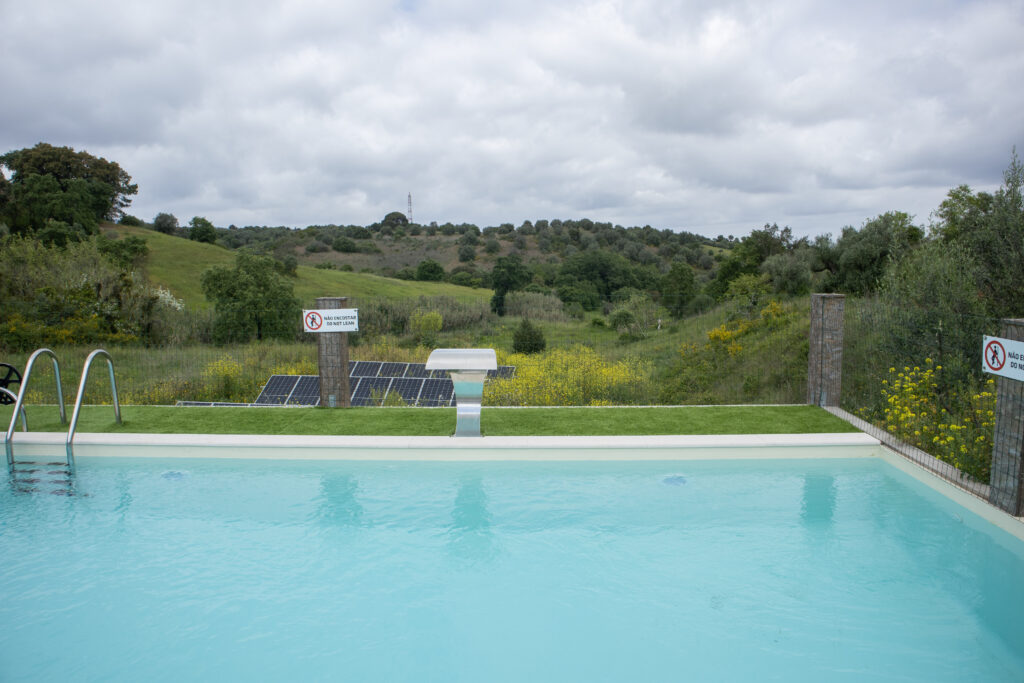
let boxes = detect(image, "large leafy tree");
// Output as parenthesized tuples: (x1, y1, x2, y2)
(817, 211, 923, 295)
(555, 249, 655, 308)
(932, 151, 1024, 318)
(490, 253, 531, 315)
(0, 143, 137, 234)
(705, 223, 794, 300)
(661, 260, 698, 318)
(201, 252, 300, 343)
(189, 216, 217, 244)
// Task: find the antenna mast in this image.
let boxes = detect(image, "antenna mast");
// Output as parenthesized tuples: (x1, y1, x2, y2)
(407, 192, 413, 223)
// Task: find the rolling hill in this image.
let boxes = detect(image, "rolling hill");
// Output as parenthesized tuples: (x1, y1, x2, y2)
(104, 224, 493, 309)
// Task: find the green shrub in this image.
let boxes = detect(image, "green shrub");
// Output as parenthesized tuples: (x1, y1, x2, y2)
(512, 319, 546, 354)
(409, 309, 443, 347)
(333, 236, 359, 253)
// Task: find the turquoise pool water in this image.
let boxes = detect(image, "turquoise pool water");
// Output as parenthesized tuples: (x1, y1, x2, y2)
(2, 456, 1023, 681)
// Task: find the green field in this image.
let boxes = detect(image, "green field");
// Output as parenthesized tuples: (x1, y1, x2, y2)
(106, 224, 492, 309)
(1, 404, 858, 437)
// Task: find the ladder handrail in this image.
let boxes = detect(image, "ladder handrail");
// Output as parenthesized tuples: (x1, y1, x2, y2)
(5, 348, 66, 467)
(0, 387, 28, 432)
(66, 349, 121, 471)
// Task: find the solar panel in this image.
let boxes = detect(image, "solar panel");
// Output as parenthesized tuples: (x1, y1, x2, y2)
(386, 377, 424, 405)
(287, 375, 321, 406)
(251, 361, 515, 408)
(404, 363, 430, 378)
(419, 378, 454, 407)
(351, 377, 393, 407)
(254, 375, 300, 405)
(351, 361, 382, 377)
(378, 362, 408, 377)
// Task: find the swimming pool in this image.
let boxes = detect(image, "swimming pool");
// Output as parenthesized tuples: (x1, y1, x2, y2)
(3, 450, 1024, 681)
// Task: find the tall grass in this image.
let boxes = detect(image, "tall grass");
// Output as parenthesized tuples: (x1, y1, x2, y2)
(3, 297, 811, 407)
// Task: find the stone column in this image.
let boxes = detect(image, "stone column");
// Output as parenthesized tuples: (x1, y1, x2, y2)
(316, 296, 350, 408)
(988, 319, 1024, 514)
(807, 294, 845, 407)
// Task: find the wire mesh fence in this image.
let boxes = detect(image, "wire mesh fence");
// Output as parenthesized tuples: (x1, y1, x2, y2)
(840, 296, 1003, 495)
(1, 295, 813, 408)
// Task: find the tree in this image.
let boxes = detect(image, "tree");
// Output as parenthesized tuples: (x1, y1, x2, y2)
(333, 236, 359, 253)
(153, 212, 179, 235)
(932, 151, 1024, 318)
(661, 261, 697, 318)
(490, 253, 531, 315)
(458, 244, 476, 262)
(200, 251, 299, 343)
(705, 223, 793, 300)
(0, 143, 137, 226)
(878, 240, 988, 390)
(415, 259, 445, 281)
(761, 252, 812, 296)
(189, 216, 217, 243)
(512, 319, 546, 354)
(823, 211, 923, 294)
(555, 249, 654, 307)
(382, 211, 409, 228)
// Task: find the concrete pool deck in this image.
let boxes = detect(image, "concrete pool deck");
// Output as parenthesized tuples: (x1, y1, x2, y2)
(7, 431, 883, 460)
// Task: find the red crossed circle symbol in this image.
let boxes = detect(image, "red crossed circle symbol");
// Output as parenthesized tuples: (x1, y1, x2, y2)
(305, 311, 323, 331)
(985, 340, 1006, 371)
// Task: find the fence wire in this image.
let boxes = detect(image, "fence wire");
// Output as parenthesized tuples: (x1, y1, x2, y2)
(840, 297, 1003, 499)
(1, 295, 810, 408)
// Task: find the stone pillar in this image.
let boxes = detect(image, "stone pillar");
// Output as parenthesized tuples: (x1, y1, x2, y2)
(807, 294, 845, 407)
(988, 319, 1024, 514)
(316, 297, 350, 408)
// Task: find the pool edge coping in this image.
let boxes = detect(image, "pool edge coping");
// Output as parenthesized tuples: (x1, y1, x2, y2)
(7, 431, 880, 452)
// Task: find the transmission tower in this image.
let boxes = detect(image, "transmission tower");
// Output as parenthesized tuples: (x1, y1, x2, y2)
(407, 192, 413, 223)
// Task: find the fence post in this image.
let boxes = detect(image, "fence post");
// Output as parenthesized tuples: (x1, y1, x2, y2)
(988, 319, 1024, 514)
(807, 294, 845, 407)
(316, 296, 351, 408)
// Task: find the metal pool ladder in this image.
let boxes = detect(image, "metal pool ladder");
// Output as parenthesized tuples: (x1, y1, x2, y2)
(66, 349, 122, 472)
(5, 348, 121, 476)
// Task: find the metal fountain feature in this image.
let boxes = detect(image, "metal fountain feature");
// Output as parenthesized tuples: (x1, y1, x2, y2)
(425, 348, 497, 437)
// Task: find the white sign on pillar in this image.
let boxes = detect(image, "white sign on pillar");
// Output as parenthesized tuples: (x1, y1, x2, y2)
(982, 335, 1024, 382)
(303, 309, 359, 333)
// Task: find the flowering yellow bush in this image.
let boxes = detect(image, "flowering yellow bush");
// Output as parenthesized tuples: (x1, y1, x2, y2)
(485, 345, 651, 406)
(864, 358, 995, 481)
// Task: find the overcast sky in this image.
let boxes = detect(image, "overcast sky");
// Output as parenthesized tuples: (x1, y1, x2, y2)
(2, 0, 1022, 238)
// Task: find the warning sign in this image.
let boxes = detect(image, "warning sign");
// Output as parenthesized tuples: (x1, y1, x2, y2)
(983, 335, 1024, 381)
(303, 308, 358, 333)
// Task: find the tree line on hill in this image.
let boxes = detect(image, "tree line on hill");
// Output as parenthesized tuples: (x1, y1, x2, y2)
(1, 142, 1021, 354)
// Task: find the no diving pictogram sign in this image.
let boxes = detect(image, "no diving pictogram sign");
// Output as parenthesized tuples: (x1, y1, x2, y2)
(983, 335, 1024, 381)
(985, 339, 1006, 371)
(305, 311, 323, 331)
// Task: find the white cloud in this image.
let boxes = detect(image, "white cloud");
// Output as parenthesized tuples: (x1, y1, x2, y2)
(1, 0, 1021, 237)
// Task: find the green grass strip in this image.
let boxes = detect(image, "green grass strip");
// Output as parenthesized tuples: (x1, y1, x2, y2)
(0, 405, 858, 437)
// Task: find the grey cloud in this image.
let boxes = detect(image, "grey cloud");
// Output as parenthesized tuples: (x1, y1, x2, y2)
(1, 0, 1021, 237)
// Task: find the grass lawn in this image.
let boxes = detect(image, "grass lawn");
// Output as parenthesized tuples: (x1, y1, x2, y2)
(1, 404, 859, 437)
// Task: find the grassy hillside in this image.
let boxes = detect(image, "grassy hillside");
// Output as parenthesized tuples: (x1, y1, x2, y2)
(104, 224, 493, 309)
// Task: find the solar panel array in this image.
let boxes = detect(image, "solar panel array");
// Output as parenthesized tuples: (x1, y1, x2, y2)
(252, 362, 515, 407)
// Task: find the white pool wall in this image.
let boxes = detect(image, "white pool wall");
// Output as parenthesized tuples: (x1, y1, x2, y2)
(8, 431, 882, 461)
